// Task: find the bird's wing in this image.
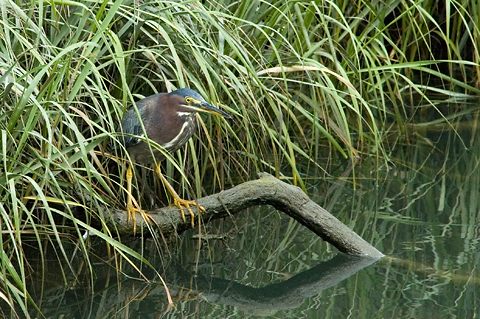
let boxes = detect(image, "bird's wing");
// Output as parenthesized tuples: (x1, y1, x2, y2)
(114, 93, 165, 149)
(116, 107, 146, 148)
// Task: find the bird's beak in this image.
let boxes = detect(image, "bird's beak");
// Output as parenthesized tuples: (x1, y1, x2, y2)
(198, 101, 231, 119)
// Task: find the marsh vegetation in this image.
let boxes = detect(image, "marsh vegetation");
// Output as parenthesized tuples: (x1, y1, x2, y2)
(0, 0, 479, 317)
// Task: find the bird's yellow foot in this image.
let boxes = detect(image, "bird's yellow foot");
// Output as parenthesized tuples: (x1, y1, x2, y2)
(154, 164, 204, 227)
(126, 203, 142, 233)
(172, 197, 205, 227)
(126, 203, 154, 233)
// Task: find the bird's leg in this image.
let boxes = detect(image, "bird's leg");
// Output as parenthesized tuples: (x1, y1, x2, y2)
(126, 164, 154, 233)
(126, 164, 138, 233)
(155, 163, 204, 227)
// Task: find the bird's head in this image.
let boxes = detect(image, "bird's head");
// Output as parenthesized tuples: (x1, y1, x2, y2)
(168, 88, 231, 118)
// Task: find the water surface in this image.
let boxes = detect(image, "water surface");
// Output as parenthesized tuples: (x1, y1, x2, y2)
(28, 129, 480, 318)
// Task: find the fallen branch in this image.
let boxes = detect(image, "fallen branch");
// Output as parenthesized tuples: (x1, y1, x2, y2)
(107, 173, 384, 258)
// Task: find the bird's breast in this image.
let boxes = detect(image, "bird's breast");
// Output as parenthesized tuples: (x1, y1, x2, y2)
(162, 115, 196, 151)
(126, 114, 196, 164)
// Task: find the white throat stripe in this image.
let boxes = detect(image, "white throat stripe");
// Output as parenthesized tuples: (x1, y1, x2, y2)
(162, 120, 191, 149)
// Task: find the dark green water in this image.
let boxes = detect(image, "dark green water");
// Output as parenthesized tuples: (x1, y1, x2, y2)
(26, 129, 480, 318)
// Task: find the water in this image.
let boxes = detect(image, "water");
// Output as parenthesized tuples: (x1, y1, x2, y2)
(25, 130, 480, 318)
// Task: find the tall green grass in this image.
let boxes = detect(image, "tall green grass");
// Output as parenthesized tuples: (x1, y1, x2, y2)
(0, 0, 479, 316)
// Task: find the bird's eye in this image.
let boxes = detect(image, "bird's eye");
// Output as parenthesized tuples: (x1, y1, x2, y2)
(185, 97, 193, 104)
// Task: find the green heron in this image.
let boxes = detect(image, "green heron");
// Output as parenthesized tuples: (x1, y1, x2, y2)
(115, 88, 230, 229)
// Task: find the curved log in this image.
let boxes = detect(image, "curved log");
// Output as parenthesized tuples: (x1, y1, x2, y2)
(107, 173, 384, 258)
